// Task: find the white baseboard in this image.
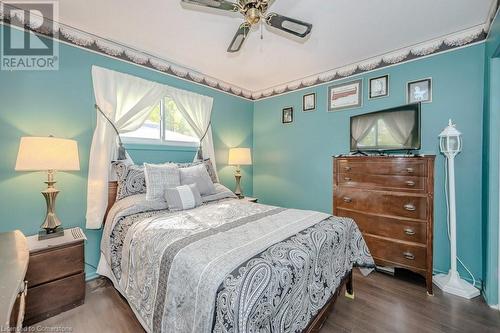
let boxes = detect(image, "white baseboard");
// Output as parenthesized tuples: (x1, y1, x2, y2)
(489, 304, 500, 310)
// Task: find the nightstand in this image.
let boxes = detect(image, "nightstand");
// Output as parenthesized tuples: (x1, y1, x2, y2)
(241, 197, 258, 203)
(24, 227, 86, 326)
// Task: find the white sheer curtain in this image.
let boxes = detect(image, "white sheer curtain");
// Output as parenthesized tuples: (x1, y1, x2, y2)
(351, 114, 378, 143)
(167, 87, 217, 179)
(86, 66, 168, 229)
(384, 111, 416, 146)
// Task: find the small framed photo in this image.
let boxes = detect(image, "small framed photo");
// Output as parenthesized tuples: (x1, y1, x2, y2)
(369, 75, 389, 99)
(282, 107, 293, 124)
(328, 79, 362, 112)
(407, 78, 432, 103)
(303, 93, 316, 111)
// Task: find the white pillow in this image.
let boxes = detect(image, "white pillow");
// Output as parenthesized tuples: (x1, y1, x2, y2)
(144, 163, 180, 201)
(179, 164, 216, 196)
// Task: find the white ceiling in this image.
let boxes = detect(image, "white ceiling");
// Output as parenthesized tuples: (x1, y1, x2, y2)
(58, 0, 495, 91)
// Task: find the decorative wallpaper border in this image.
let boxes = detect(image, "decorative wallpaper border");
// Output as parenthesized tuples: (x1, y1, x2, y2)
(251, 25, 487, 100)
(0, 2, 496, 101)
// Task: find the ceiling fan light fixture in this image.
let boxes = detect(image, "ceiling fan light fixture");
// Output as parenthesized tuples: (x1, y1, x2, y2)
(245, 7, 261, 25)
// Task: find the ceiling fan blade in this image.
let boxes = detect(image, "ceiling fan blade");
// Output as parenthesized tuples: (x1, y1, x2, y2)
(263, 0, 276, 8)
(181, 0, 238, 12)
(227, 23, 250, 53)
(266, 13, 312, 38)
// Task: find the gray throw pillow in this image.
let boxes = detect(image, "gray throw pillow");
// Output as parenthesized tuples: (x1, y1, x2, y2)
(175, 159, 218, 183)
(179, 164, 216, 196)
(165, 184, 202, 211)
(144, 163, 181, 201)
(112, 161, 146, 201)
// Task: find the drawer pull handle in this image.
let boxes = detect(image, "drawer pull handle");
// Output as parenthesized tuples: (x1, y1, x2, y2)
(406, 167, 414, 174)
(344, 177, 352, 181)
(344, 166, 351, 171)
(404, 203, 416, 211)
(403, 252, 415, 260)
(404, 228, 416, 236)
(405, 180, 416, 187)
(343, 197, 352, 203)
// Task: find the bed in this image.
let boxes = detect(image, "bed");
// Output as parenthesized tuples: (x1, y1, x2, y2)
(97, 181, 374, 333)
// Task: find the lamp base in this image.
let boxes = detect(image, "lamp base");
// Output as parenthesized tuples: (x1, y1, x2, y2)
(234, 167, 244, 199)
(38, 226, 65, 240)
(433, 270, 480, 299)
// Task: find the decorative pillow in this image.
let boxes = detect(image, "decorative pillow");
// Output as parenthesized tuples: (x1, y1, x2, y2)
(175, 159, 218, 183)
(203, 159, 218, 183)
(144, 163, 181, 201)
(201, 183, 237, 203)
(179, 164, 216, 196)
(112, 161, 146, 201)
(165, 184, 202, 211)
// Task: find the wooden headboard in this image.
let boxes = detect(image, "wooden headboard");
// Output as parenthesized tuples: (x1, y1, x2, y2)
(104, 181, 118, 225)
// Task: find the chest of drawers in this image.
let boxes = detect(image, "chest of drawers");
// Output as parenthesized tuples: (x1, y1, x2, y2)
(333, 156, 435, 294)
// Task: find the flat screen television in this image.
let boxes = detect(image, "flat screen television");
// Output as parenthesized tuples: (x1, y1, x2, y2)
(350, 103, 421, 152)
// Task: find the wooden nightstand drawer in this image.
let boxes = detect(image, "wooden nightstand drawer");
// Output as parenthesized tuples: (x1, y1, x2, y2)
(26, 241, 84, 287)
(24, 228, 87, 326)
(24, 272, 85, 326)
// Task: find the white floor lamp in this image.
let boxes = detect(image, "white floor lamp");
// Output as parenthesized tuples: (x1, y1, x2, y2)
(433, 119, 480, 299)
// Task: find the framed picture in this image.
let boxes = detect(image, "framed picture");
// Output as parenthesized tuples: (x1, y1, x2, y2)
(407, 78, 432, 103)
(282, 107, 293, 124)
(302, 93, 316, 111)
(369, 75, 389, 99)
(328, 79, 363, 111)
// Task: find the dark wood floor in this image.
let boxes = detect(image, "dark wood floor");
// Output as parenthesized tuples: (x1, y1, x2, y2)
(33, 270, 500, 333)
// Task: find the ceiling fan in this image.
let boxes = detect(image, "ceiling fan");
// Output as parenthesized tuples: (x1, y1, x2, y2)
(181, 0, 313, 52)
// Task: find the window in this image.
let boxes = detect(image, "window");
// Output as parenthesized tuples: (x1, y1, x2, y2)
(358, 118, 399, 148)
(121, 98, 199, 147)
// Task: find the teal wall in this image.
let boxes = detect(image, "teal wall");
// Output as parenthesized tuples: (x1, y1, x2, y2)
(0, 25, 254, 280)
(1, 23, 497, 305)
(482, 10, 500, 305)
(253, 44, 486, 287)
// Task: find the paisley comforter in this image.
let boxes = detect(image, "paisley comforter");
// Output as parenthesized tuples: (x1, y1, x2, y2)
(98, 192, 373, 333)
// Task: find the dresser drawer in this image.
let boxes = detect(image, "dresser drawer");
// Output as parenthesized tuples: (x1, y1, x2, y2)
(25, 272, 85, 325)
(337, 159, 427, 177)
(364, 234, 427, 270)
(337, 209, 427, 244)
(334, 188, 428, 220)
(26, 241, 84, 287)
(337, 172, 426, 192)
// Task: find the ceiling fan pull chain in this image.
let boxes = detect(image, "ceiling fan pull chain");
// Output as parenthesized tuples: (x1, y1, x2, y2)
(260, 21, 264, 40)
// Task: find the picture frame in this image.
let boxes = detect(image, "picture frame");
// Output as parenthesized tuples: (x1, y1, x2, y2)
(369, 75, 389, 99)
(328, 79, 363, 111)
(407, 78, 432, 103)
(282, 107, 293, 124)
(302, 93, 316, 111)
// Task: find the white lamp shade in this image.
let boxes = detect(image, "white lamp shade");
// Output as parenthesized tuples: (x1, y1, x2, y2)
(15, 137, 80, 171)
(228, 148, 252, 166)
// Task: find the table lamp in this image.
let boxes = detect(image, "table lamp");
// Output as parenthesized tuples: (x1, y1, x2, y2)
(228, 147, 252, 198)
(15, 136, 80, 240)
